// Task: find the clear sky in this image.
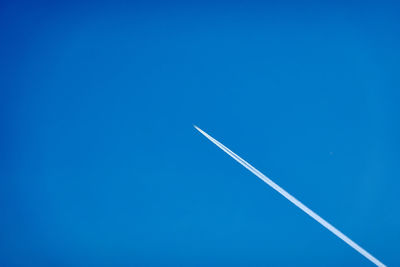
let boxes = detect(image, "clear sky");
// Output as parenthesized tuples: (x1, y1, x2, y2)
(1, 1, 399, 266)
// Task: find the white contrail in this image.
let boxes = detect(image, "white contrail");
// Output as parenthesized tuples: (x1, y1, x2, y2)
(194, 125, 385, 267)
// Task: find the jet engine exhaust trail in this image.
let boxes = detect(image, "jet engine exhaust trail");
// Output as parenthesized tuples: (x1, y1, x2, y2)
(194, 125, 385, 267)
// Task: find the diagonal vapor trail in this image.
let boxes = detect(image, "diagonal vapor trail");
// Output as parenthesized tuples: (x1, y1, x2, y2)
(194, 125, 386, 267)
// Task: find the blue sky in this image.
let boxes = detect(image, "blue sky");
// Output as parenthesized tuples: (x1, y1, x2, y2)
(1, 1, 399, 266)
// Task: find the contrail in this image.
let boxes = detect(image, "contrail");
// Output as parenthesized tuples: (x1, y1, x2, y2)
(194, 125, 385, 267)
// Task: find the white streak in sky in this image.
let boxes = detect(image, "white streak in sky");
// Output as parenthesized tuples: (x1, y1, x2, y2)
(194, 125, 386, 267)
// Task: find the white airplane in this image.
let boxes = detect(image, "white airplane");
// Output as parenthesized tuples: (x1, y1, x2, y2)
(194, 125, 386, 267)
